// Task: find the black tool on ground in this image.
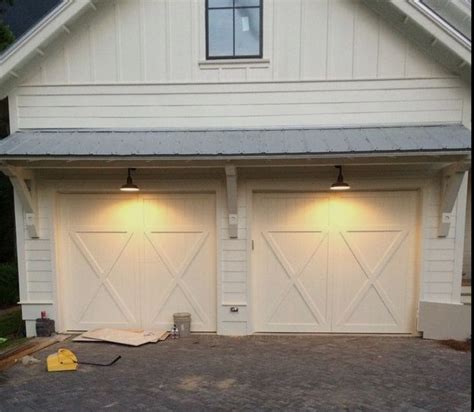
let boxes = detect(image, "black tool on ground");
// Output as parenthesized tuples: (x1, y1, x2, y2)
(75, 355, 122, 367)
(47, 349, 121, 372)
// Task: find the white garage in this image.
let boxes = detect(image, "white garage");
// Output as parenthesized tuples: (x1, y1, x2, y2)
(58, 193, 217, 332)
(252, 191, 418, 334)
(0, 0, 471, 341)
(1, 127, 470, 338)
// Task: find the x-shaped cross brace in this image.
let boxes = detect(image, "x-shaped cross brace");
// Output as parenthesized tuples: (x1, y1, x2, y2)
(71, 230, 137, 325)
(262, 230, 329, 327)
(145, 231, 210, 326)
(337, 228, 409, 327)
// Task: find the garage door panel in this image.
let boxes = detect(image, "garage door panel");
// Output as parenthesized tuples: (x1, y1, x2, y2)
(142, 229, 215, 331)
(146, 282, 210, 330)
(253, 194, 332, 332)
(267, 230, 327, 276)
(253, 191, 418, 334)
(271, 287, 321, 327)
(333, 201, 416, 333)
(332, 225, 415, 333)
(143, 196, 215, 228)
(141, 195, 216, 332)
(145, 231, 206, 274)
(79, 283, 134, 327)
(342, 229, 404, 274)
(332, 193, 416, 226)
(149, 287, 207, 330)
(65, 196, 140, 227)
(263, 230, 329, 329)
(60, 193, 216, 332)
(343, 288, 398, 330)
(72, 230, 134, 278)
(378, 241, 410, 310)
(64, 228, 140, 330)
(331, 232, 369, 329)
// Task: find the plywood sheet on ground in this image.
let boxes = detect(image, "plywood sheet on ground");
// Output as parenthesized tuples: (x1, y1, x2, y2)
(78, 329, 168, 346)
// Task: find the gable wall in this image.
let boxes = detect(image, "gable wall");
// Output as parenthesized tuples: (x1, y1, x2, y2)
(22, 0, 450, 85)
(9, 0, 470, 131)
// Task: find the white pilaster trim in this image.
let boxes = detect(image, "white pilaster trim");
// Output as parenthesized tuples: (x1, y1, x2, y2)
(13, 191, 29, 304)
(452, 171, 469, 303)
(438, 161, 471, 237)
(7, 92, 19, 133)
(225, 165, 238, 238)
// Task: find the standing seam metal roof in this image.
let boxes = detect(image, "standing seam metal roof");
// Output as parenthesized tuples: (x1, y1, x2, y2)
(0, 125, 470, 157)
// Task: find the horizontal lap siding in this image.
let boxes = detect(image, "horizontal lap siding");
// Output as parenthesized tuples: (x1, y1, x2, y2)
(219, 183, 248, 335)
(422, 178, 461, 303)
(22, 186, 54, 303)
(16, 79, 464, 129)
(221, 184, 248, 306)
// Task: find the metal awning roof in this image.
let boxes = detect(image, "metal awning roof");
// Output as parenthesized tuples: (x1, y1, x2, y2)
(0, 125, 471, 159)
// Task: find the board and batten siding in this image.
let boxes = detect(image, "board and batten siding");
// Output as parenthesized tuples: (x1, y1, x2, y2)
(10, 0, 470, 131)
(16, 175, 468, 336)
(21, 0, 450, 86)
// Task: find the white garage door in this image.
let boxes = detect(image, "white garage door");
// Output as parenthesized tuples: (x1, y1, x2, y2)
(253, 191, 418, 334)
(59, 193, 216, 332)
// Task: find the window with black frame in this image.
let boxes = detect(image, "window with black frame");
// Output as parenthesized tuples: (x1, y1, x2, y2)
(206, 0, 263, 59)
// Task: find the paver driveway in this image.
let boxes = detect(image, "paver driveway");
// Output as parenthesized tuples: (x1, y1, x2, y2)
(0, 335, 470, 411)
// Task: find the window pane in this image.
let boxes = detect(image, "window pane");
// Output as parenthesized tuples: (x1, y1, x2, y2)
(235, 0, 260, 7)
(208, 9, 234, 57)
(208, 0, 233, 8)
(235, 7, 260, 56)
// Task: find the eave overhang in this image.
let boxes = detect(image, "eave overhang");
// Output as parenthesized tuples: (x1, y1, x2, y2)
(0, 125, 470, 169)
(0, 0, 96, 99)
(362, 0, 471, 83)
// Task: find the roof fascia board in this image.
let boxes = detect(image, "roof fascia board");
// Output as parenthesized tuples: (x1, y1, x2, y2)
(395, 0, 471, 62)
(0, 1, 95, 97)
(410, 0, 471, 50)
(0, 151, 470, 164)
(362, 0, 471, 82)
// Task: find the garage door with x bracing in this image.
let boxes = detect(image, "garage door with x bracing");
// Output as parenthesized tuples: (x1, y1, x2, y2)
(59, 193, 216, 332)
(252, 191, 418, 334)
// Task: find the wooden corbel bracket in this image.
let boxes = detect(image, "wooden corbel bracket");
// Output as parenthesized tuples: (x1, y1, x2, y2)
(0, 163, 39, 238)
(438, 160, 470, 238)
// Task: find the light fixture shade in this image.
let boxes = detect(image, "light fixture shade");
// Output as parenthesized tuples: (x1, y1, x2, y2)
(120, 168, 140, 192)
(330, 181, 351, 191)
(330, 165, 351, 191)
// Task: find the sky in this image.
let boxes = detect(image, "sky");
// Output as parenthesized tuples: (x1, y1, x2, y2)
(3, 0, 61, 39)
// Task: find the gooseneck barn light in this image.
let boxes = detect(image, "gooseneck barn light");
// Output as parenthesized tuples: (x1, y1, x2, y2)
(120, 168, 140, 192)
(330, 165, 351, 191)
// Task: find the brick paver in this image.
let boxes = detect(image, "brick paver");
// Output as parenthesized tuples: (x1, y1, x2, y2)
(0, 335, 470, 411)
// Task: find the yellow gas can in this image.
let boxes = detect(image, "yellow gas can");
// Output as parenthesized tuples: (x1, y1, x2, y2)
(46, 348, 78, 372)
